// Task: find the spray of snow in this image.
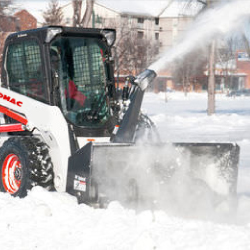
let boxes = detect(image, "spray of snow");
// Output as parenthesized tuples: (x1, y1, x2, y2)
(92, 140, 237, 222)
(149, 0, 250, 74)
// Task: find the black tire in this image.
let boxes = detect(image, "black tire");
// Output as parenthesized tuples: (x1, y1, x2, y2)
(0, 137, 54, 197)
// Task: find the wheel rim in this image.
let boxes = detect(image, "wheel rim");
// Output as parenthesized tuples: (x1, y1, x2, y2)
(2, 154, 22, 194)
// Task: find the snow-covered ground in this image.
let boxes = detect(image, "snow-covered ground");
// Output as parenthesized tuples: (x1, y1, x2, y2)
(1, 92, 250, 250)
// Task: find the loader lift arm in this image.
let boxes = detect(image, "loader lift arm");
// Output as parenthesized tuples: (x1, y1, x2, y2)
(0, 105, 29, 133)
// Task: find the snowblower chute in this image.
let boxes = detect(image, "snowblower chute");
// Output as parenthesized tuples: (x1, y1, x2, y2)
(0, 26, 240, 207)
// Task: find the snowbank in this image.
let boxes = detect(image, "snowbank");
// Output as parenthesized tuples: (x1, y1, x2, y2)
(1, 92, 250, 250)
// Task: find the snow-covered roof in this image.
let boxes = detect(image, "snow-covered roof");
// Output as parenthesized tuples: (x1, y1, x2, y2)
(96, 0, 172, 17)
(216, 59, 237, 70)
(10, 0, 203, 24)
(160, 0, 204, 18)
(96, 0, 204, 18)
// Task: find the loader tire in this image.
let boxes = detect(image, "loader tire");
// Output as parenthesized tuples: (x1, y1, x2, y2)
(0, 137, 54, 197)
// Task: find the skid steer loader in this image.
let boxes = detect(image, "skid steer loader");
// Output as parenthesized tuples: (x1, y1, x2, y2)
(0, 26, 239, 207)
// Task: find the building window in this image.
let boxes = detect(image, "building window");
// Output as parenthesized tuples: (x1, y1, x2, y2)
(96, 15, 103, 24)
(155, 18, 159, 25)
(137, 31, 144, 39)
(138, 18, 144, 24)
(66, 17, 71, 24)
(172, 18, 178, 28)
(155, 33, 159, 40)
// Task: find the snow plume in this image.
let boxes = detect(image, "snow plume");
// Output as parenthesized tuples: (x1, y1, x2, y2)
(92, 143, 237, 222)
(149, 0, 250, 74)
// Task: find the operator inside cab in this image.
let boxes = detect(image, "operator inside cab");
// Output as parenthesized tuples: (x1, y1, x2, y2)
(50, 48, 86, 112)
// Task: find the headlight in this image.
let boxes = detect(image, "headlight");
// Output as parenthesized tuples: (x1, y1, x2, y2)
(46, 27, 63, 43)
(101, 29, 116, 47)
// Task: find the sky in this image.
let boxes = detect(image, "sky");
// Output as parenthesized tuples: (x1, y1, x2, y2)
(12, 0, 71, 23)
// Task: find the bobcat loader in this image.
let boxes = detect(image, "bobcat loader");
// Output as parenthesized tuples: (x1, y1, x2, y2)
(0, 26, 239, 207)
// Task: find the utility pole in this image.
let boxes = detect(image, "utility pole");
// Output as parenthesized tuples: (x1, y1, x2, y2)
(207, 0, 216, 116)
(207, 39, 215, 115)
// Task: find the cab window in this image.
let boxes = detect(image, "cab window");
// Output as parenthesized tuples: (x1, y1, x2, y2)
(50, 37, 110, 128)
(6, 39, 49, 103)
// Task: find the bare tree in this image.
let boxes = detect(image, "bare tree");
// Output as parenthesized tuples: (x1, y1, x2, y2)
(100, 17, 159, 76)
(43, 0, 64, 26)
(72, 0, 94, 27)
(0, 0, 11, 15)
(82, 0, 94, 27)
(241, 33, 250, 58)
(72, 0, 82, 27)
(0, 0, 12, 31)
(0, 0, 13, 73)
(217, 37, 238, 91)
(172, 48, 207, 94)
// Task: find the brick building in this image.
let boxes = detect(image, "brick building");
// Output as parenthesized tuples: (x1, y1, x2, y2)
(14, 10, 37, 31)
(0, 15, 17, 32)
(236, 51, 250, 89)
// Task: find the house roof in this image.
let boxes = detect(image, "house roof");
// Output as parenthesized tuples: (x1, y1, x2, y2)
(11, 0, 203, 24)
(160, 0, 204, 18)
(96, 0, 172, 17)
(14, 9, 36, 21)
(96, 0, 203, 18)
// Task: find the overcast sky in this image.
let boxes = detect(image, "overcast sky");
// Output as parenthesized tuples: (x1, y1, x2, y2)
(12, 0, 70, 22)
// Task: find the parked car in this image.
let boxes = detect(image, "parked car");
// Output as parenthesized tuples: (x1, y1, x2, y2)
(227, 89, 250, 97)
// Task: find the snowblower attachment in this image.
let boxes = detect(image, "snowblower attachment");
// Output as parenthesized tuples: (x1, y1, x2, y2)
(0, 26, 240, 209)
(66, 68, 239, 207)
(66, 142, 239, 206)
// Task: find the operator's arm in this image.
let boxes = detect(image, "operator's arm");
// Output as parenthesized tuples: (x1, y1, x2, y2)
(66, 80, 86, 106)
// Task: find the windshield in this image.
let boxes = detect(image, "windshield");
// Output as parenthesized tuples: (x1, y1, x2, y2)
(50, 36, 110, 128)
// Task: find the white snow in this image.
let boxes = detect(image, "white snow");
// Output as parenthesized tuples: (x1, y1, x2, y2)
(1, 92, 250, 249)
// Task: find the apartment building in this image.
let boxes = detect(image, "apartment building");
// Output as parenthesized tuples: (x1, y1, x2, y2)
(61, 1, 201, 53)
(59, 0, 202, 87)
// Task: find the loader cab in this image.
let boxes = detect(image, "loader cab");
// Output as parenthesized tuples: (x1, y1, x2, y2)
(49, 35, 111, 132)
(1, 26, 117, 137)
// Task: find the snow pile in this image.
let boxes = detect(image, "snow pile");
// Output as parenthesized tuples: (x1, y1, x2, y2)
(1, 186, 250, 250)
(1, 92, 250, 249)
